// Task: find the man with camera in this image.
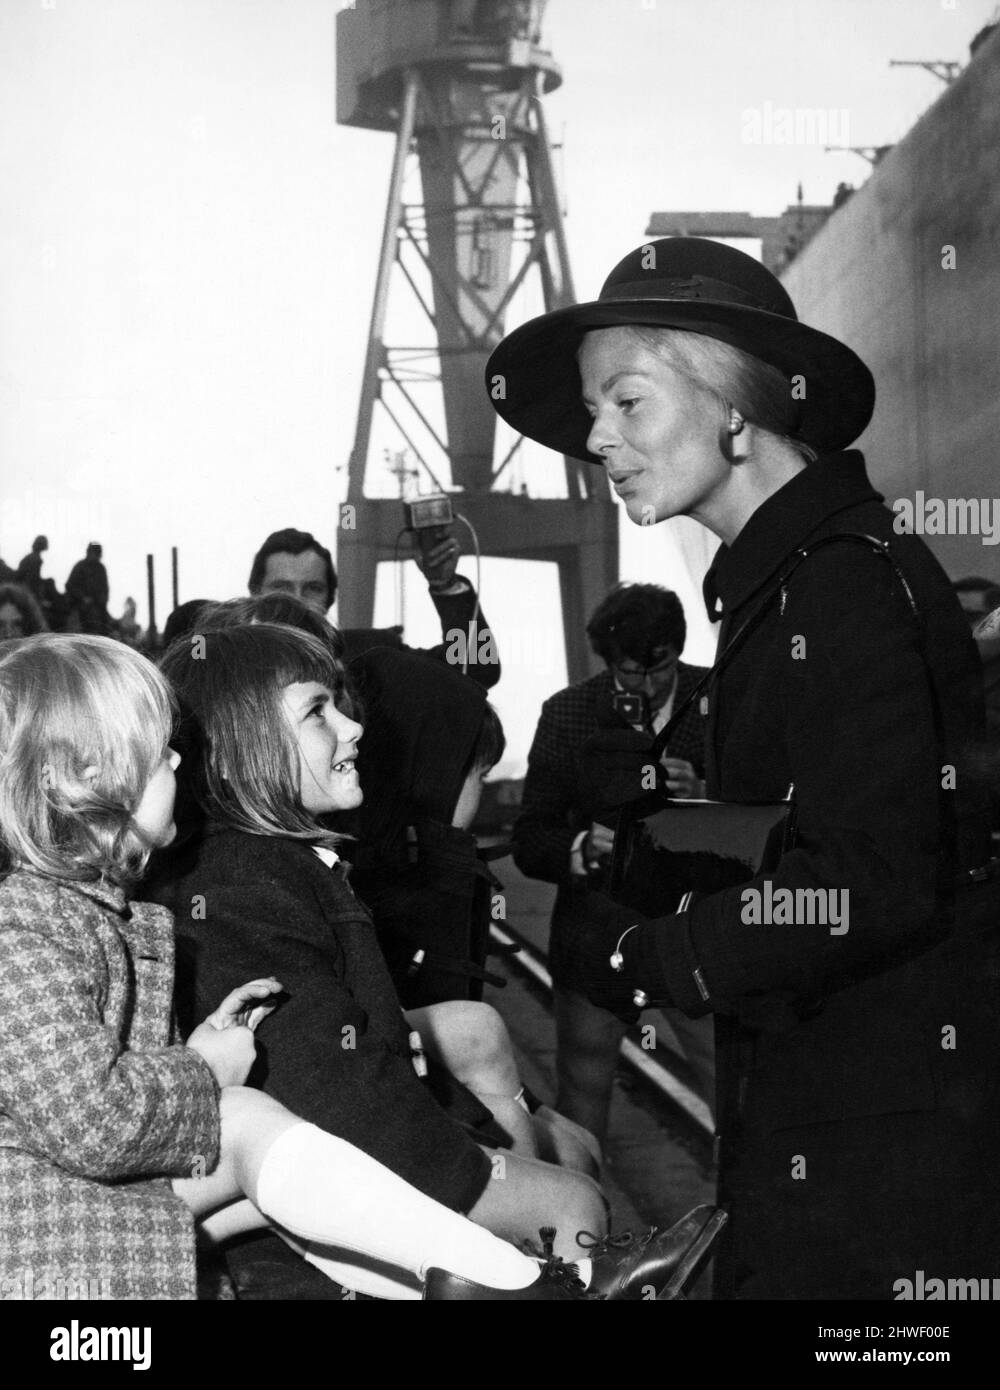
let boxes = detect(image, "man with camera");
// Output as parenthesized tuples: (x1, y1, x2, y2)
(513, 583, 710, 1148)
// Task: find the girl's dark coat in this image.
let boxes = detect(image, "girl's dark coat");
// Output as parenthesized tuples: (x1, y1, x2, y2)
(151, 829, 491, 1213)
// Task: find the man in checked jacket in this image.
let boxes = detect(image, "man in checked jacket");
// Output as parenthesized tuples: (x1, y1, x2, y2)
(513, 583, 712, 1148)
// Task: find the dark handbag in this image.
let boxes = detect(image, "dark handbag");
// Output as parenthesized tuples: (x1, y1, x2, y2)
(608, 793, 796, 918)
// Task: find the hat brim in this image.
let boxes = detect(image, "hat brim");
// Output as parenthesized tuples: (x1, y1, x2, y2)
(486, 298, 875, 458)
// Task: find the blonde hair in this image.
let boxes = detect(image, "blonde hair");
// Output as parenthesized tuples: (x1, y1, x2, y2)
(621, 326, 818, 463)
(0, 634, 175, 886)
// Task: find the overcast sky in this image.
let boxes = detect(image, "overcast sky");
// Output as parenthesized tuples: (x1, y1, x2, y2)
(2, 0, 994, 771)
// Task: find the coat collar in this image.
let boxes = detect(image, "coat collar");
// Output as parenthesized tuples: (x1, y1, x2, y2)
(66, 877, 129, 914)
(703, 451, 883, 619)
(12, 868, 130, 915)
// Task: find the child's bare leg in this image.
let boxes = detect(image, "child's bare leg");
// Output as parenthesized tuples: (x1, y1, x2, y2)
(406, 1001, 539, 1158)
(468, 1147, 608, 1260)
(532, 1105, 602, 1180)
(198, 1198, 270, 1244)
(174, 1086, 544, 1294)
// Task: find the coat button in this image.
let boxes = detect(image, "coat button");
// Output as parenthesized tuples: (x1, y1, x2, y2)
(699, 695, 709, 717)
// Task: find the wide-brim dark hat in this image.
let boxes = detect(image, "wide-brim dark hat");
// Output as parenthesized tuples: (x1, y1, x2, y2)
(485, 238, 875, 457)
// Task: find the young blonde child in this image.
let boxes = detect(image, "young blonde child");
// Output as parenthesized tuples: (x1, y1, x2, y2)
(0, 633, 607, 1300)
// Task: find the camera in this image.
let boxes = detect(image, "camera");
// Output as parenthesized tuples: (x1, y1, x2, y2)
(612, 692, 645, 724)
(402, 493, 454, 562)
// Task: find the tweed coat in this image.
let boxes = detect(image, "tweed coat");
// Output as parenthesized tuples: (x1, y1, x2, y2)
(627, 454, 999, 1298)
(0, 870, 220, 1301)
(146, 827, 493, 1213)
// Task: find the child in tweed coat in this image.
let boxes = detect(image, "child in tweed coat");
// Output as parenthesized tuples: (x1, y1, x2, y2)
(0, 634, 605, 1301)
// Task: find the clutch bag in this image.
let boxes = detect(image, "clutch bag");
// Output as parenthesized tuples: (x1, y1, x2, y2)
(607, 793, 797, 917)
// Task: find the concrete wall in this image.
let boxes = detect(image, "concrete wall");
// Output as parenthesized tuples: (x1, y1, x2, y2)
(781, 29, 1000, 581)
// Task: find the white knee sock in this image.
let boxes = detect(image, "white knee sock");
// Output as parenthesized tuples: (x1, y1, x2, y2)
(253, 1122, 541, 1294)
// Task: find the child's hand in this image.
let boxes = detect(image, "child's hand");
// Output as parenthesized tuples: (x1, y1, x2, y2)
(203, 978, 283, 1033)
(186, 1020, 257, 1089)
(186, 979, 282, 1088)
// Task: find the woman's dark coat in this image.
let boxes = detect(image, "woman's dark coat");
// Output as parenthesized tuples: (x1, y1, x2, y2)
(634, 454, 999, 1298)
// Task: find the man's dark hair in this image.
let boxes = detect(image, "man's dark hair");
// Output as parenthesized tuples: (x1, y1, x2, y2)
(586, 583, 686, 666)
(248, 528, 337, 608)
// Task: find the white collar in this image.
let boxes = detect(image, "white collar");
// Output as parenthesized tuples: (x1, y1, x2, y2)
(312, 845, 341, 870)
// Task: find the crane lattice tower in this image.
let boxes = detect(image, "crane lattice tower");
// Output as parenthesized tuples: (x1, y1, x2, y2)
(336, 0, 618, 682)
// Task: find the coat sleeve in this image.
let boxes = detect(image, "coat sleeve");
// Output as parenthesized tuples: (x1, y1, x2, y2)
(177, 871, 492, 1210)
(512, 694, 586, 883)
(424, 580, 501, 690)
(0, 921, 220, 1180)
(642, 547, 946, 1014)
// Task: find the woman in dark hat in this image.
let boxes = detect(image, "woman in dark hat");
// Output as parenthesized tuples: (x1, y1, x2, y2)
(486, 238, 999, 1300)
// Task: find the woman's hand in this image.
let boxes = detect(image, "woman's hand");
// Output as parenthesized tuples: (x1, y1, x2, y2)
(562, 892, 658, 1024)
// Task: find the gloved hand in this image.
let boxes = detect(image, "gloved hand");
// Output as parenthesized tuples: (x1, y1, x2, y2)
(564, 891, 665, 1025)
(580, 727, 658, 817)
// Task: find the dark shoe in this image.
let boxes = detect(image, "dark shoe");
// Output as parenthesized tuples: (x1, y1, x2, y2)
(578, 1205, 728, 1301)
(423, 1260, 590, 1301)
